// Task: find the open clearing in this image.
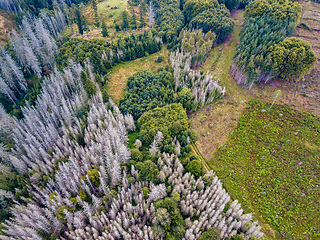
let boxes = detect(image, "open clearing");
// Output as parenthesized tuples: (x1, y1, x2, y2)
(97, 0, 127, 20)
(68, 0, 147, 40)
(210, 100, 320, 239)
(107, 46, 169, 103)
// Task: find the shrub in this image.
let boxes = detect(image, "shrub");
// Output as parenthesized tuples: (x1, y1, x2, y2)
(156, 56, 163, 62)
(199, 227, 221, 239)
(131, 148, 144, 161)
(186, 160, 205, 178)
(141, 187, 150, 198)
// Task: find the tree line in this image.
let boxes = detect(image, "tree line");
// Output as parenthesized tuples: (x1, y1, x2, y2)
(57, 31, 162, 73)
(0, 0, 89, 15)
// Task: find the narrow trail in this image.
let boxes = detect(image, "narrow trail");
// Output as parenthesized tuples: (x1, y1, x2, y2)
(191, 142, 210, 172)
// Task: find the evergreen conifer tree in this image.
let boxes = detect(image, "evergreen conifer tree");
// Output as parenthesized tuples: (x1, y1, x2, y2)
(101, 20, 109, 38)
(90, 48, 103, 74)
(75, 8, 84, 35)
(139, 0, 146, 28)
(122, 11, 129, 30)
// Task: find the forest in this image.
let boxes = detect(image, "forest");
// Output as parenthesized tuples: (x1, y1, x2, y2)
(0, 0, 319, 239)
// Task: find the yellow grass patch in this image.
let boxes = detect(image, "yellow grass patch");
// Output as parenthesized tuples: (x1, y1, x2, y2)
(107, 46, 168, 103)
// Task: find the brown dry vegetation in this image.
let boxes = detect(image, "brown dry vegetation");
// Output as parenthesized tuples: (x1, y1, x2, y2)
(0, 10, 16, 46)
(189, 10, 250, 160)
(291, 1, 320, 107)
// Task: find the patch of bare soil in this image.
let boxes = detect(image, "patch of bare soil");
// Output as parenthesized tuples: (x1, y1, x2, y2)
(0, 10, 16, 46)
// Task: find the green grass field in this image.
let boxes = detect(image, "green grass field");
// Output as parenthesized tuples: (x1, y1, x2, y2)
(98, 0, 127, 19)
(209, 99, 320, 239)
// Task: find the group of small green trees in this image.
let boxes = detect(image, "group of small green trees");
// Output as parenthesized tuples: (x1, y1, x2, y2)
(152, 0, 185, 45)
(137, 103, 196, 144)
(119, 70, 175, 120)
(183, 0, 234, 42)
(269, 37, 317, 81)
(125, 101, 201, 190)
(233, 0, 316, 85)
(178, 29, 216, 67)
(74, 5, 87, 35)
(143, 0, 243, 48)
(154, 196, 186, 239)
(73, 0, 107, 36)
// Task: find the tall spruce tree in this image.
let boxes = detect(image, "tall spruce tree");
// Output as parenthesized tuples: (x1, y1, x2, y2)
(139, 0, 146, 28)
(101, 20, 109, 37)
(75, 7, 84, 35)
(122, 11, 129, 30)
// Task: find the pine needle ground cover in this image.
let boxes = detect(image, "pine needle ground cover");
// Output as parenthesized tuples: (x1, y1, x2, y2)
(209, 99, 320, 239)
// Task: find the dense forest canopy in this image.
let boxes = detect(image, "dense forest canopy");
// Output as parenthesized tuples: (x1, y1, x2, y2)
(119, 70, 175, 120)
(244, 0, 302, 23)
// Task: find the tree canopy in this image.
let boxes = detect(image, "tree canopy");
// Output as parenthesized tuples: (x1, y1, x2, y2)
(138, 103, 189, 145)
(244, 0, 301, 24)
(119, 70, 175, 120)
(183, 0, 219, 23)
(136, 160, 160, 183)
(233, 0, 304, 85)
(189, 5, 234, 42)
(270, 37, 317, 81)
(186, 160, 205, 178)
(198, 227, 221, 239)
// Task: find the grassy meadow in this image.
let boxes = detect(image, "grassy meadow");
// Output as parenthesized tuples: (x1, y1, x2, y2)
(209, 99, 320, 239)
